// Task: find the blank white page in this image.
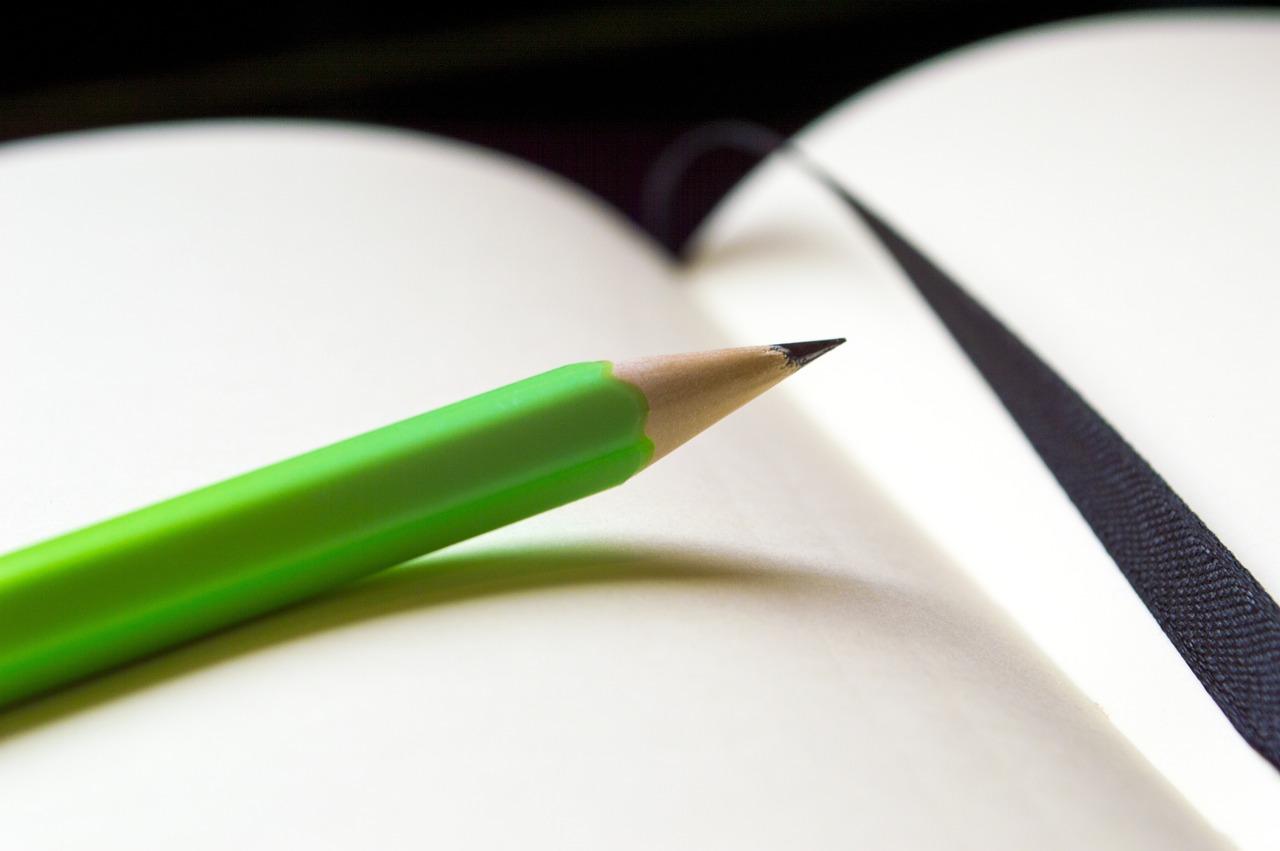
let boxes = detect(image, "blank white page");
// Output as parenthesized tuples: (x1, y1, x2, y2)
(688, 12, 1280, 848)
(0, 120, 1221, 848)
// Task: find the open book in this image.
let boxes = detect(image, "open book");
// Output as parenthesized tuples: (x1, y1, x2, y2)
(1, 12, 1277, 849)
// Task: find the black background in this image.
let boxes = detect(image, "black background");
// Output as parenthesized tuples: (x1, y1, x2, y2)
(1, 2, 1270, 246)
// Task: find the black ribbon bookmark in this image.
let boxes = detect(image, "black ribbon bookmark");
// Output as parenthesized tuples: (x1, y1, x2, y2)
(821, 183, 1280, 771)
(646, 125, 1280, 770)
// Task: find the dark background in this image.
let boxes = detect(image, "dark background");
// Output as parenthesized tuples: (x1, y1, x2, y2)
(1, 2, 1269, 248)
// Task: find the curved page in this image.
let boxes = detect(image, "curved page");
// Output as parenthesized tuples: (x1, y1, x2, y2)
(0, 120, 1220, 848)
(687, 13, 1280, 848)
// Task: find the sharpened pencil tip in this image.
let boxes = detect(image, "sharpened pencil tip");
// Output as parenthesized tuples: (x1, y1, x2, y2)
(773, 338, 846, 369)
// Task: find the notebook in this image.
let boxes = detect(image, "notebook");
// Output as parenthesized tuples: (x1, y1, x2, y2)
(0, 11, 1276, 849)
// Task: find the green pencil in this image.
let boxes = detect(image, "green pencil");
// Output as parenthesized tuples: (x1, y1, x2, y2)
(0, 339, 842, 708)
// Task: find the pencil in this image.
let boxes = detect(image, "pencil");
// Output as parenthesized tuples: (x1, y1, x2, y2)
(0, 339, 843, 708)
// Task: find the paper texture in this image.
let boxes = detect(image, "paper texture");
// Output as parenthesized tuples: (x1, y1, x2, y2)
(687, 12, 1280, 847)
(0, 121, 1221, 848)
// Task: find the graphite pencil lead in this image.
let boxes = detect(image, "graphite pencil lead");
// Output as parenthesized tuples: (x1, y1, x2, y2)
(611, 339, 846, 464)
(772, 338, 846, 369)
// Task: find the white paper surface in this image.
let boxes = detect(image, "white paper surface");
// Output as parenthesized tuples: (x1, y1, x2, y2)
(688, 11, 1280, 848)
(0, 120, 1222, 848)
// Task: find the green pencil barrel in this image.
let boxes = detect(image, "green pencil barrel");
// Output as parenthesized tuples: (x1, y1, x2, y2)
(0, 361, 653, 708)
